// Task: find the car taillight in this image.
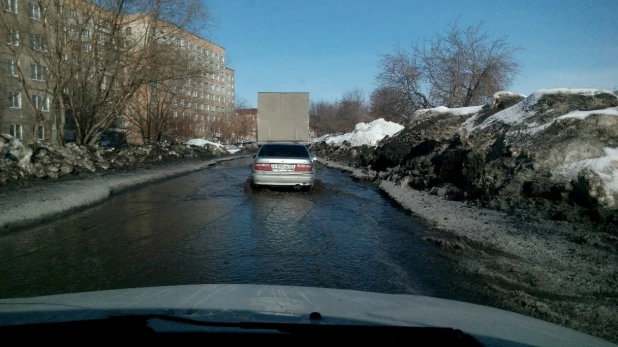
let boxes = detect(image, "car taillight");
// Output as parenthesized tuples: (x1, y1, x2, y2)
(295, 164, 312, 172)
(254, 163, 272, 171)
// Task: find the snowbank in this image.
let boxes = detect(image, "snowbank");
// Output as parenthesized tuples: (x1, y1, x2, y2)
(554, 147, 618, 204)
(316, 118, 404, 147)
(474, 88, 617, 131)
(415, 105, 483, 118)
(186, 139, 224, 147)
(312, 88, 618, 211)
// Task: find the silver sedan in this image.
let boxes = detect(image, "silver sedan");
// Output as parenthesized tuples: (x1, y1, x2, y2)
(250, 143, 315, 191)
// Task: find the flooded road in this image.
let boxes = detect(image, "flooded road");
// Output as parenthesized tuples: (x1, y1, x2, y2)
(0, 157, 475, 302)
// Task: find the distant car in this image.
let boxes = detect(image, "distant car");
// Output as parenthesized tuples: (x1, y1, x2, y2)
(251, 142, 315, 191)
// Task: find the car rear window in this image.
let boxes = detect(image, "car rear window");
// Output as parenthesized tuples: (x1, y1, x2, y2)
(258, 144, 310, 158)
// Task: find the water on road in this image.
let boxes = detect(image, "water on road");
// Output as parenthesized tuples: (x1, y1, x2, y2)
(0, 157, 474, 302)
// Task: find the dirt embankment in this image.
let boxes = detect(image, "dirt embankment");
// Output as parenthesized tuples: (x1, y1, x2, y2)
(312, 90, 618, 233)
(311, 89, 618, 343)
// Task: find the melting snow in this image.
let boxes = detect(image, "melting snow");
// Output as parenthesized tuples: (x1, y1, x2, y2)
(315, 118, 404, 147)
(558, 107, 618, 120)
(512, 107, 618, 136)
(493, 91, 526, 98)
(415, 105, 483, 118)
(186, 139, 224, 147)
(554, 147, 618, 204)
(474, 89, 618, 131)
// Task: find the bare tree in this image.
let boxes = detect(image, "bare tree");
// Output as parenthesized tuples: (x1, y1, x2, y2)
(1, 0, 212, 145)
(1, 0, 55, 142)
(309, 89, 369, 136)
(339, 88, 369, 125)
(375, 19, 521, 119)
(310, 99, 339, 136)
(369, 86, 409, 124)
(422, 20, 521, 107)
(124, 79, 190, 143)
(376, 47, 431, 115)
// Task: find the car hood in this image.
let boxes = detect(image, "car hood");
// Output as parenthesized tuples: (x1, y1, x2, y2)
(0, 284, 613, 347)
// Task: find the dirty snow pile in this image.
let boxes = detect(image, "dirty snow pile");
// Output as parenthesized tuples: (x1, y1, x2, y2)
(312, 88, 618, 213)
(186, 139, 224, 147)
(467, 89, 618, 202)
(472, 88, 617, 131)
(415, 105, 484, 119)
(555, 147, 618, 195)
(314, 118, 404, 147)
(225, 145, 242, 154)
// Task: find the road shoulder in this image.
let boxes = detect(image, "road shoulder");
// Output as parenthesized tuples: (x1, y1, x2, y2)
(0, 156, 247, 230)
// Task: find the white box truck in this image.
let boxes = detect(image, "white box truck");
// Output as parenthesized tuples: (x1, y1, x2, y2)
(257, 92, 309, 144)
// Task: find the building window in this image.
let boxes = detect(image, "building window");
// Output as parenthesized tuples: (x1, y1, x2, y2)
(9, 91, 21, 108)
(29, 34, 46, 51)
(173, 111, 177, 118)
(10, 124, 22, 139)
(28, 2, 40, 19)
(6, 0, 17, 13)
(30, 63, 46, 81)
(33, 94, 49, 111)
(69, 9, 76, 17)
(6, 29, 19, 46)
(125, 27, 132, 36)
(7, 59, 17, 76)
(34, 125, 44, 140)
(82, 29, 90, 39)
(84, 43, 91, 52)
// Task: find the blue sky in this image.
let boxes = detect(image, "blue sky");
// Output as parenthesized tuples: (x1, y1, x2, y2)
(204, 0, 618, 107)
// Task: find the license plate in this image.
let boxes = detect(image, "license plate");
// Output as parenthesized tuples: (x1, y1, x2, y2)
(272, 164, 295, 171)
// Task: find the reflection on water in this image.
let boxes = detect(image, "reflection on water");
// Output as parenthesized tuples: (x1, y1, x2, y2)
(0, 158, 465, 303)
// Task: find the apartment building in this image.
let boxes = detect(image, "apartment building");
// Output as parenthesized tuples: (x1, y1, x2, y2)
(1, 0, 53, 141)
(122, 13, 235, 144)
(1, 0, 235, 145)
